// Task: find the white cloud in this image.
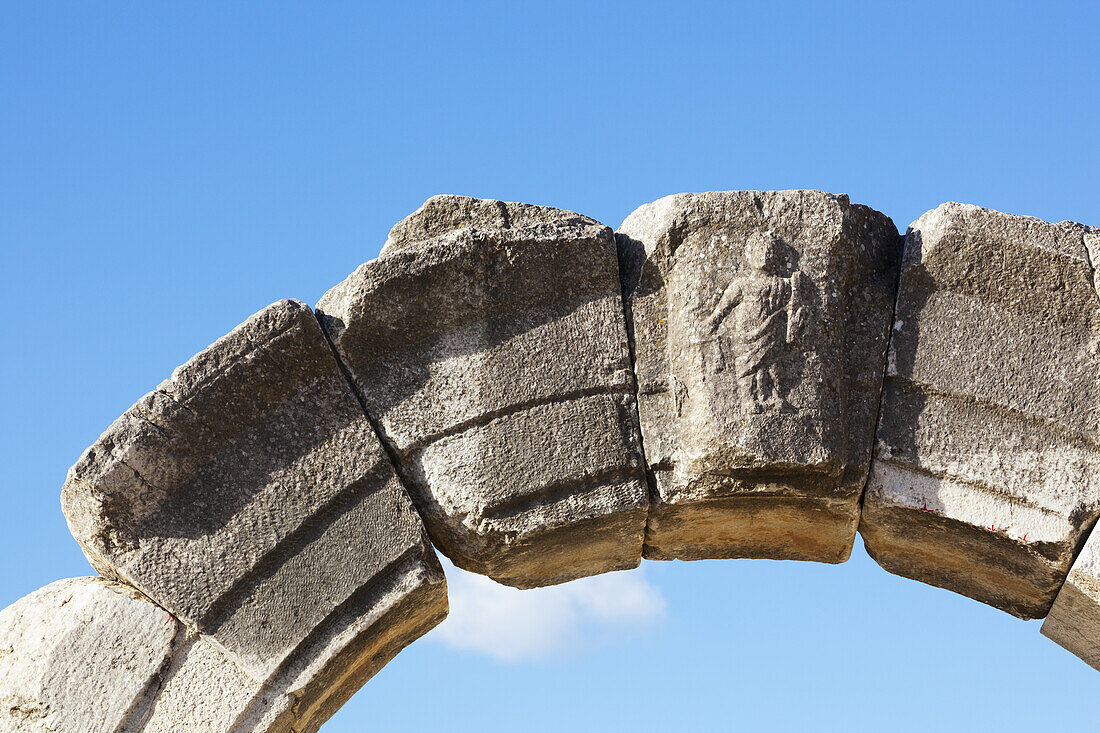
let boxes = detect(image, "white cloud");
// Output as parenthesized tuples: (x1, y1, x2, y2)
(426, 557, 666, 662)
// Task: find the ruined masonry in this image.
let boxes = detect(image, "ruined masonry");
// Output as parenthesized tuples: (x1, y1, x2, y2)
(57, 299, 446, 732)
(1, 191, 1098, 731)
(316, 196, 648, 589)
(618, 191, 899, 564)
(1043, 523, 1100, 671)
(860, 204, 1100, 619)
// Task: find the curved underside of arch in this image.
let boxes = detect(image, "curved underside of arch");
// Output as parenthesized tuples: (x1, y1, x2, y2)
(2, 191, 1099, 731)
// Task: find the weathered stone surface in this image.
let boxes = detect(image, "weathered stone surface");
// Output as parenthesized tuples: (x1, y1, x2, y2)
(317, 195, 649, 588)
(382, 194, 583, 254)
(861, 203, 1100, 618)
(0, 577, 176, 732)
(60, 299, 448, 726)
(1042, 524, 1100, 671)
(142, 556, 444, 733)
(618, 190, 900, 563)
(140, 630, 292, 732)
(0, 577, 296, 732)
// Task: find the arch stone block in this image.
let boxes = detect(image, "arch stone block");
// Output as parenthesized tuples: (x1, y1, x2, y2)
(1043, 520, 1100, 671)
(617, 190, 900, 563)
(0, 578, 178, 732)
(317, 196, 649, 588)
(59, 299, 447, 729)
(860, 203, 1100, 618)
(0, 577, 302, 732)
(10, 192, 1100, 729)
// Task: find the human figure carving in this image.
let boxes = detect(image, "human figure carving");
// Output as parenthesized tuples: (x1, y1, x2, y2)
(703, 232, 808, 413)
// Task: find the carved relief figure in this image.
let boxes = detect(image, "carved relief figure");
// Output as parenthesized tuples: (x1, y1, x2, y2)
(703, 232, 808, 413)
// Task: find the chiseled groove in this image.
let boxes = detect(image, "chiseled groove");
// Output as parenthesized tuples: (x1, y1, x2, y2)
(227, 547, 428, 733)
(889, 375, 1099, 449)
(873, 455, 1065, 518)
(396, 382, 634, 458)
(198, 459, 392, 633)
(480, 463, 645, 521)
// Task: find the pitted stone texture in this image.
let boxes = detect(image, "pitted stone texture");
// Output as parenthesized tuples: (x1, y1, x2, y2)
(1042, 524, 1100, 671)
(140, 632, 292, 733)
(318, 195, 649, 588)
(0, 578, 295, 732)
(60, 299, 448, 725)
(382, 194, 585, 254)
(143, 555, 444, 733)
(618, 190, 899, 563)
(0, 577, 176, 732)
(861, 203, 1100, 618)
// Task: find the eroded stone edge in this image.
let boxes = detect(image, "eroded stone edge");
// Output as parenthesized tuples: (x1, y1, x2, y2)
(615, 192, 904, 564)
(614, 229, 660, 563)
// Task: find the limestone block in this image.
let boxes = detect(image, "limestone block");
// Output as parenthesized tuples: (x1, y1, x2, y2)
(617, 190, 900, 563)
(142, 557, 444, 733)
(1042, 523, 1100, 671)
(60, 299, 448, 723)
(0, 577, 176, 732)
(0, 577, 295, 732)
(140, 631, 293, 732)
(861, 203, 1100, 618)
(317, 195, 649, 588)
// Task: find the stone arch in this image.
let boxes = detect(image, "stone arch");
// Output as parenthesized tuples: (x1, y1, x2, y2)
(2, 192, 1098, 731)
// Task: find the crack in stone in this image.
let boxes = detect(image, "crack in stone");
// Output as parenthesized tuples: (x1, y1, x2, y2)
(480, 464, 646, 520)
(3, 694, 50, 721)
(615, 233, 660, 556)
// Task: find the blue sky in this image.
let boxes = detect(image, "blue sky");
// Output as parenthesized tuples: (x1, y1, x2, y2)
(2, 2, 1098, 730)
